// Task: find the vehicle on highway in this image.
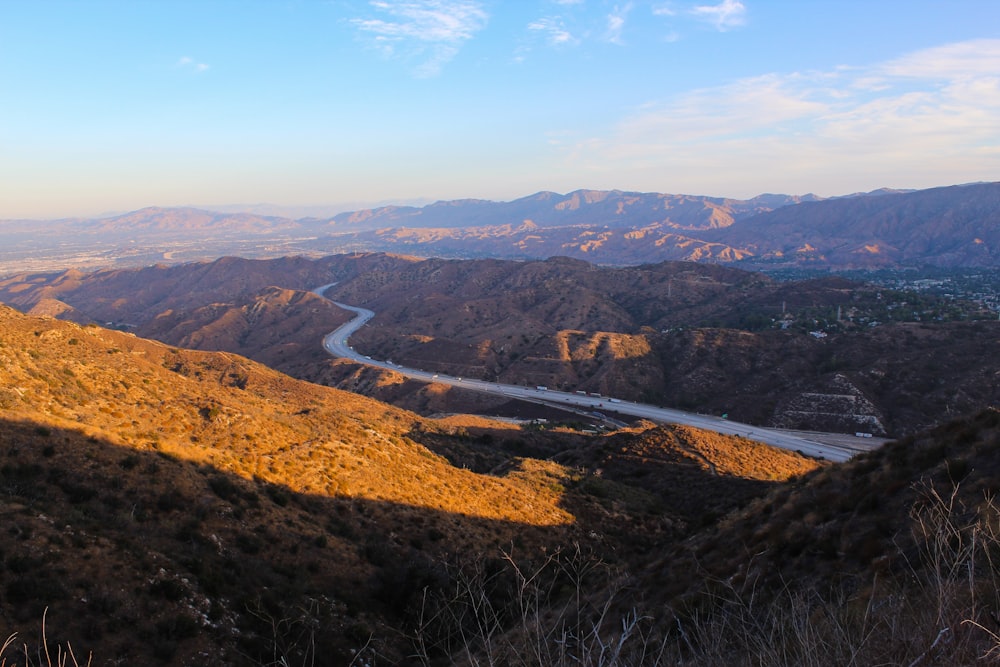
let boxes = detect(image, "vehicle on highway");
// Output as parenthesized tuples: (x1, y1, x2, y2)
(314, 289, 866, 463)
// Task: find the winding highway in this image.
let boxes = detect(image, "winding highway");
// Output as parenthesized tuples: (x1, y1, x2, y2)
(314, 284, 871, 462)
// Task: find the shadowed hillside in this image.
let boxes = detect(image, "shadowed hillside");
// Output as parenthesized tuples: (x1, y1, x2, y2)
(3, 300, 999, 665)
(0, 254, 416, 325)
(0, 305, 817, 665)
(632, 407, 1000, 666)
(424, 408, 1000, 666)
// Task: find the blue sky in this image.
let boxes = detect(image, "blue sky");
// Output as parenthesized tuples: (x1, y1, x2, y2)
(2, 1, 999, 219)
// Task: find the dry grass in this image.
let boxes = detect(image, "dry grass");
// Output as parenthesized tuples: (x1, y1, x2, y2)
(0, 305, 574, 528)
(660, 476, 1000, 666)
(407, 545, 658, 667)
(5, 304, 795, 664)
(1, 610, 90, 667)
(10, 302, 1000, 665)
(0, 306, 601, 663)
(400, 465, 1000, 666)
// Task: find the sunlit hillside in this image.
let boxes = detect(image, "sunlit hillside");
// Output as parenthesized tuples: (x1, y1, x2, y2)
(0, 305, 819, 664)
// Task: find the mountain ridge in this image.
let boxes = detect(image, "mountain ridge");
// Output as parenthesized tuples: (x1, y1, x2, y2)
(7, 182, 997, 273)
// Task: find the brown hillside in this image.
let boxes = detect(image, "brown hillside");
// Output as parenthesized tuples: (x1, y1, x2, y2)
(138, 286, 353, 371)
(0, 305, 572, 664)
(2, 255, 997, 437)
(0, 253, 419, 325)
(660, 407, 1000, 602)
(319, 258, 999, 435)
(442, 409, 1000, 666)
(0, 304, 572, 526)
(633, 408, 1000, 665)
(553, 423, 820, 528)
(0, 306, 816, 665)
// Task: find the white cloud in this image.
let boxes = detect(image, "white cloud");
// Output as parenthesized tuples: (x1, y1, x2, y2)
(351, 0, 488, 76)
(617, 73, 830, 144)
(561, 39, 1000, 196)
(176, 56, 209, 72)
(879, 39, 1000, 80)
(605, 4, 632, 45)
(690, 0, 746, 32)
(528, 16, 576, 46)
(651, 1, 746, 44)
(527, 1, 743, 54)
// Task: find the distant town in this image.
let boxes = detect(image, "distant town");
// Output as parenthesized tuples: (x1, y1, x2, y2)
(767, 266, 1000, 326)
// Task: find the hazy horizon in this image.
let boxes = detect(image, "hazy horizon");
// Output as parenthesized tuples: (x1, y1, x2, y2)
(4, 177, 997, 223)
(2, 1, 999, 219)
(5, 180, 981, 223)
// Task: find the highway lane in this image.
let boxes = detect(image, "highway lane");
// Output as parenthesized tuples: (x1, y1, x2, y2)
(313, 285, 866, 462)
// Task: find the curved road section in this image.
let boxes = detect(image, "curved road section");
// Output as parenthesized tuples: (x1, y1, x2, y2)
(314, 285, 865, 463)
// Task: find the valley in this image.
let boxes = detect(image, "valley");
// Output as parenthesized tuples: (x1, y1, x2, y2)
(0, 184, 998, 665)
(316, 285, 872, 462)
(0, 300, 825, 664)
(1, 284, 999, 665)
(2, 253, 996, 439)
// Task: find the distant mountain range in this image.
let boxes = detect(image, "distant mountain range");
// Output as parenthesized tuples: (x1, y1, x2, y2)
(2, 182, 998, 272)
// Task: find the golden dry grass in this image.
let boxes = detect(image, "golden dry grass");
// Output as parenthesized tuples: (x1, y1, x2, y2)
(0, 303, 874, 665)
(0, 305, 573, 529)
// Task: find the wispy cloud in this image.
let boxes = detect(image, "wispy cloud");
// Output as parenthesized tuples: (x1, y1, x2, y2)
(690, 0, 746, 31)
(521, 1, 745, 57)
(562, 39, 1000, 195)
(878, 39, 1000, 80)
(177, 56, 209, 72)
(351, 0, 488, 77)
(521, 1, 643, 56)
(605, 4, 632, 45)
(528, 16, 577, 47)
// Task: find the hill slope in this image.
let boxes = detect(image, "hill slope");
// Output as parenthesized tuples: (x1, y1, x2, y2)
(2, 254, 997, 437)
(0, 306, 817, 664)
(713, 182, 1000, 268)
(437, 408, 1000, 666)
(639, 407, 1000, 665)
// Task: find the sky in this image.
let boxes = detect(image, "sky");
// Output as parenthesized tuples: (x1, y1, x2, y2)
(2, 0, 999, 219)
